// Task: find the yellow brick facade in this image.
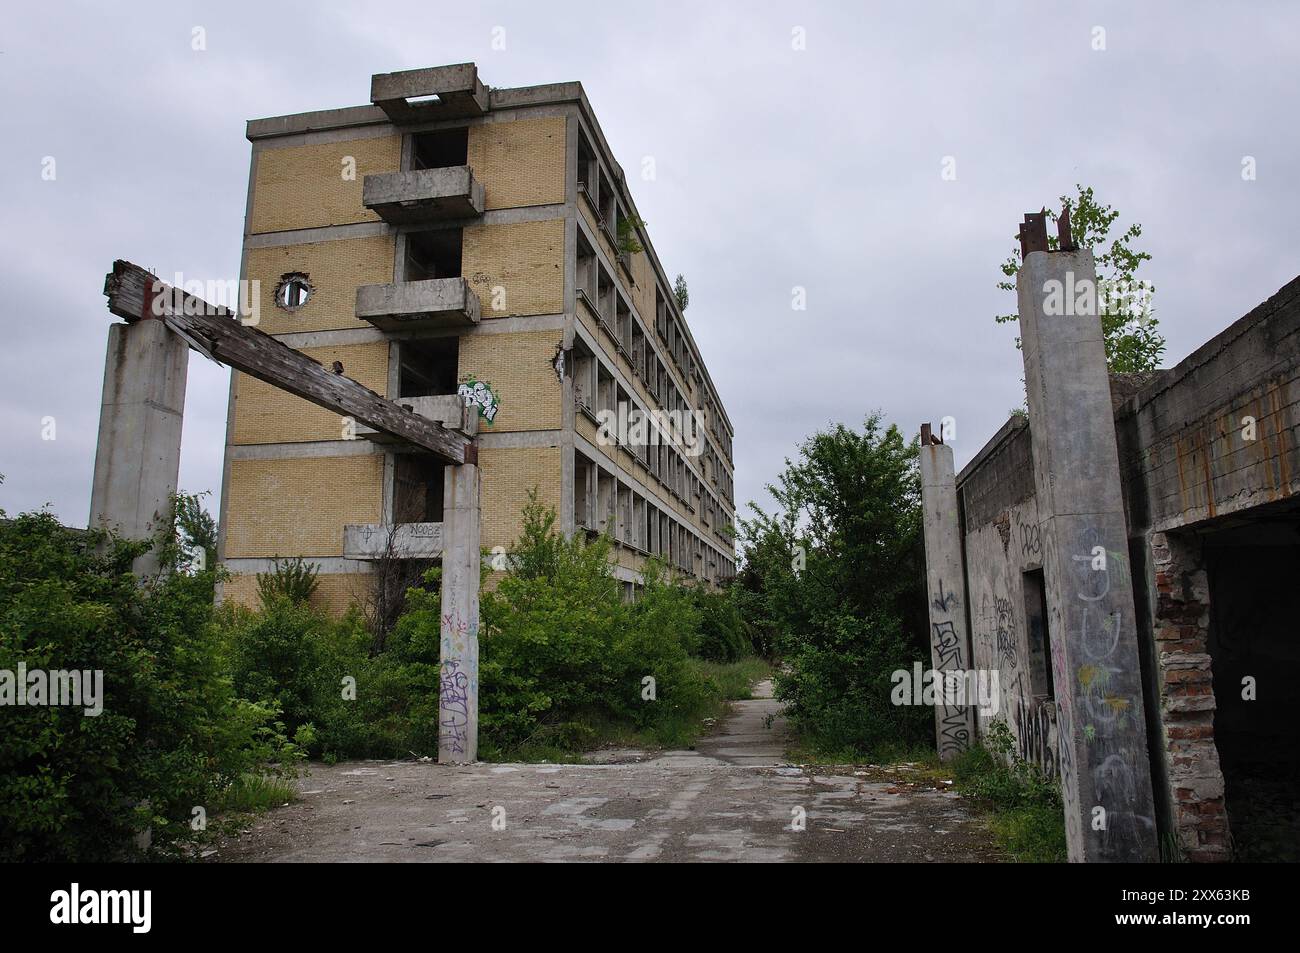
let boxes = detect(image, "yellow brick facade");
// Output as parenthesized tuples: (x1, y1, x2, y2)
(479, 445, 561, 551)
(245, 235, 395, 335)
(248, 136, 401, 234)
(232, 341, 390, 444)
(223, 571, 372, 615)
(459, 329, 562, 432)
(467, 117, 566, 210)
(463, 219, 564, 318)
(225, 455, 383, 558)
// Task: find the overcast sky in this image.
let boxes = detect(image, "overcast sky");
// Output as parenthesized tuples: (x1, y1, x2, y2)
(2, 1, 1297, 529)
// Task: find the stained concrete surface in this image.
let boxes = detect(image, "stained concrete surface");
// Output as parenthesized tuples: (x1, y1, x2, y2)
(211, 680, 1004, 863)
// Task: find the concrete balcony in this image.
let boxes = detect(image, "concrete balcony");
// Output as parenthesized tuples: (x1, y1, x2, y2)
(362, 167, 485, 224)
(355, 277, 480, 332)
(355, 394, 477, 448)
(343, 522, 444, 560)
(371, 63, 488, 123)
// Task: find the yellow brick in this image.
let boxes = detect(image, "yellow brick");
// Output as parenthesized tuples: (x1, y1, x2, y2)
(479, 445, 561, 551)
(459, 330, 562, 432)
(222, 571, 372, 615)
(468, 117, 566, 210)
(225, 455, 382, 557)
(249, 136, 401, 234)
(245, 235, 395, 335)
(463, 219, 563, 318)
(232, 342, 390, 444)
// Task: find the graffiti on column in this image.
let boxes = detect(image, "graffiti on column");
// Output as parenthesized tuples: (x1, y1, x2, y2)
(932, 619, 971, 756)
(439, 610, 479, 758)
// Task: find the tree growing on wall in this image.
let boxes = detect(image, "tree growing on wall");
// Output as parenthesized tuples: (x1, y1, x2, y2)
(996, 184, 1165, 373)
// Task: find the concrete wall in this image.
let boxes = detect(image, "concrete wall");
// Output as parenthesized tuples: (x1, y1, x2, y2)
(957, 419, 1061, 778)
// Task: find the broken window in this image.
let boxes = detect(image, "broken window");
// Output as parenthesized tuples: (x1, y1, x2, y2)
(274, 273, 313, 310)
(393, 455, 444, 523)
(398, 337, 459, 398)
(404, 228, 462, 282)
(411, 127, 468, 170)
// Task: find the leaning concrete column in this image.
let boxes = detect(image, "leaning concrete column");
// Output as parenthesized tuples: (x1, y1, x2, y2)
(1017, 230, 1157, 862)
(88, 318, 189, 577)
(919, 434, 975, 760)
(438, 460, 481, 762)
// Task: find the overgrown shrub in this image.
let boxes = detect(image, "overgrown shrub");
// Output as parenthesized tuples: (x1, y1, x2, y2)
(952, 719, 1066, 862)
(256, 556, 320, 608)
(736, 414, 932, 757)
(0, 509, 286, 861)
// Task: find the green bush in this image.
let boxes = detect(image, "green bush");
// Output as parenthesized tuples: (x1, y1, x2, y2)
(691, 586, 751, 662)
(255, 556, 320, 608)
(952, 719, 1067, 862)
(0, 510, 285, 861)
(737, 414, 933, 758)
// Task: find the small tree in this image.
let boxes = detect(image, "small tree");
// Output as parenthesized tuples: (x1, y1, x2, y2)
(673, 274, 689, 312)
(996, 184, 1165, 373)
(256, 556, 320, 608)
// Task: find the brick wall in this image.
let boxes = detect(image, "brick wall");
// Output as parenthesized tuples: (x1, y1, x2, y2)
(479, 445, 562, 551)
(463, 218, 564, 318)
(248, 136, 401, 234)
(459, 329, 562, 432)
(1149, 531, 1231, 861)
(224, 454, 383, 557)
(468, 117, 565, 209)
(223, 570, 373, 615)
(245, 235, 396, 334)
(232, 341, 390, 444)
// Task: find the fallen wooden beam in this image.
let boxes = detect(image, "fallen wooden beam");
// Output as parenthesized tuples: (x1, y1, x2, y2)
(104, 260, 473, 464)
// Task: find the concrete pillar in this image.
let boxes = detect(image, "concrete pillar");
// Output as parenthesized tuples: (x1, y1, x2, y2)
(438, 460, 481, 762)
(919, 440, 976, 760)
(88, 319, 189, 577)
(1017, 247, 1158, 862)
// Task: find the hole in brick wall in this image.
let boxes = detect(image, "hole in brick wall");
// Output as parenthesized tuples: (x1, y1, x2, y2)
(1201, 502, 1300, 861)
(274, 273, 313, 310)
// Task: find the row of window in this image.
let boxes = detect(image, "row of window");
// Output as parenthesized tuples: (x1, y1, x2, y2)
(575, 127, 732, 464)
(572, 340, 733, 543)
(574, 450, 736, 586)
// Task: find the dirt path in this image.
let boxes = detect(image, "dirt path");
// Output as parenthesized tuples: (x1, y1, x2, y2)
(211, 681, 1004, 863)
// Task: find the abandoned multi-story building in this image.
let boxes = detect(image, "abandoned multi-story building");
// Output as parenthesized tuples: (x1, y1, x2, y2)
(921, 212, 1300, 862)
(215, 63, 737, 612)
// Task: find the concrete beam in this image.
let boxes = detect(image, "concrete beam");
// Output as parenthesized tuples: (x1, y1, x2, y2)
(89, 319, 188, 576)
(438, 462, 481, 762)
(1017, 247, 1158, 862)
(919, 439, 976, 760)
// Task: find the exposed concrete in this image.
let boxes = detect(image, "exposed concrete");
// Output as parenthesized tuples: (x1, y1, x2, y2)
(343, 522, 444, 560)
(355, 277, 481, 332)
(919, 442, 976, 760)
(362, 167, 485, 223)
(438, 462, 481, 763)
(89, 318, 189, 576)
(1017, 248, 1158, 862)
(694, 679, 793, 767)
(210, 684, 1004, 863)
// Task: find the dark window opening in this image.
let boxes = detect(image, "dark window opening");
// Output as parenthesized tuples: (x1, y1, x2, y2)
(394, 455, 444, 523)
(411, 127, 468, 170)
(1023, 568, 1054, 700)
(404, 228, 462, 282)
(398, 337, 459, 398)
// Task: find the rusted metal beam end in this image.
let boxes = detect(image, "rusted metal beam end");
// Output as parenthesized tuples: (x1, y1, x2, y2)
(920, 422, 932, 446)
(1057, 203, 1076, 252)
(1019, 210, 1049, 259)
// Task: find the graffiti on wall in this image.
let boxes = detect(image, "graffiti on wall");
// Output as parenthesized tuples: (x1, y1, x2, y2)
(457, 376, 500, 425)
